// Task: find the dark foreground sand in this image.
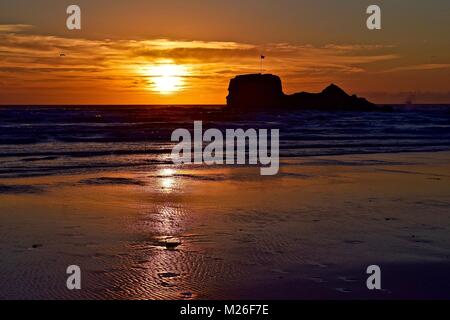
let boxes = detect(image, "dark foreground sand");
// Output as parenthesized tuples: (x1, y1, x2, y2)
(0, 152, 449, 299)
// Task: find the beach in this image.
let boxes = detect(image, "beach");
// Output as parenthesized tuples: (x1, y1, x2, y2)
(1, 151, 449, 299)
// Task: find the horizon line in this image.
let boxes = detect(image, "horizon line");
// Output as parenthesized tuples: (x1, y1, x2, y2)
(1, 103, 450, 107)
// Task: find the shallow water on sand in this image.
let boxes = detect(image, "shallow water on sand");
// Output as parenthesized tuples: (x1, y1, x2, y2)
(1, 152, 450, 299)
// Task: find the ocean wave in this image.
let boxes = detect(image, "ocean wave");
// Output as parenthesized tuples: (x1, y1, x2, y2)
(0, 106, 449, 177)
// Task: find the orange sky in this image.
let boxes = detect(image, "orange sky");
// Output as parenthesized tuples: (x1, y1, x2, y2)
(1, 0, 449, 104)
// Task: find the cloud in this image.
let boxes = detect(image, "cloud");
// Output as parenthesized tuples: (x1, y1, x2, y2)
(0, 32, 398, 77)
(381, 64, 450, 73)
(0, 30, 414, 103)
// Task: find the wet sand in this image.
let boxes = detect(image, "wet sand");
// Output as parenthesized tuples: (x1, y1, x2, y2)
(0, 151, 449, 299)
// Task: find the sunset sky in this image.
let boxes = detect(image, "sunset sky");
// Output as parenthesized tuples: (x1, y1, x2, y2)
(1, 0, 449, 104)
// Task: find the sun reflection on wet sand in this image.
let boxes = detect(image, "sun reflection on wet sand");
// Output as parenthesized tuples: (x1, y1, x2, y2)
(158, 168, 177, 191)
(130, 171, 199, 299)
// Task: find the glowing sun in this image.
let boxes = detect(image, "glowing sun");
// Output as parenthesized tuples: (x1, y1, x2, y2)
(143, 62, 189, 94)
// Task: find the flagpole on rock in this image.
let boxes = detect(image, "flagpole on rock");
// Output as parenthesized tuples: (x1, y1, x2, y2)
(260, 54, 265, 74)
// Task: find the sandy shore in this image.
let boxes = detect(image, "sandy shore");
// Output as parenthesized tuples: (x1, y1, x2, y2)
(0, 151, 449, 299)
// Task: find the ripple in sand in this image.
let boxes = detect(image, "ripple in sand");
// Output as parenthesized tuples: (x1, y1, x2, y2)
(159, 280, 174, 288)
(308, 262, 331, 268)
(338, 276, 359, 283)
(158, 272, 180, 279)
(343, 240, 364, 245)
(56, 232, 84, 238)
(131, 265, 148, 271)
(63, 225, 81, 230)
(419, 224, 445, 231)
(271, 269, 289, 275)
(335, 288, 352, 293)
(410, 238, 434, 244)
(307, 277, 325, 284)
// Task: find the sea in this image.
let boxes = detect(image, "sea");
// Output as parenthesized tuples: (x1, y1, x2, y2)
(0, 105, 449, 178)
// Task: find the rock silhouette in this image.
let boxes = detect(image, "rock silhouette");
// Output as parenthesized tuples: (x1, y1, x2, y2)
(227, 74, 391, 111)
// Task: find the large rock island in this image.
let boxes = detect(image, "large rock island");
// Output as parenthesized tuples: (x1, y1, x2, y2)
(226, 74, 390, 111)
